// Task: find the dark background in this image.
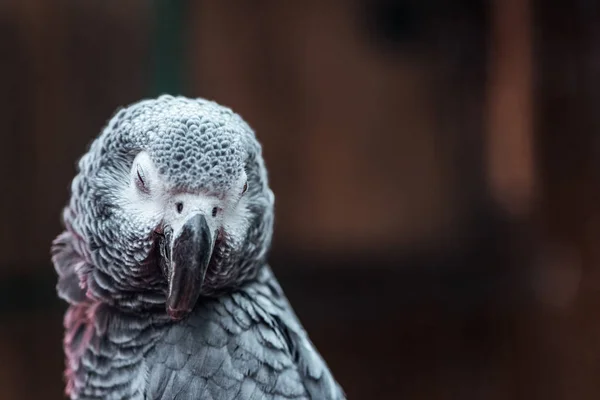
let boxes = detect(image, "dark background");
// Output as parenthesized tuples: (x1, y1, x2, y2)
(1, 0, 600, 399)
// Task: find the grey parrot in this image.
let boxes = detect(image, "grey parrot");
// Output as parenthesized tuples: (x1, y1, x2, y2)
(51, 95, 346, 400)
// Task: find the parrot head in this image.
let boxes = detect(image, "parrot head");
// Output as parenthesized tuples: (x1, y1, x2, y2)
(52, 95, 274, 320)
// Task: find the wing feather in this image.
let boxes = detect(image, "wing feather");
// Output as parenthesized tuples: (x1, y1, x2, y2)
(144, 267, 345, 400)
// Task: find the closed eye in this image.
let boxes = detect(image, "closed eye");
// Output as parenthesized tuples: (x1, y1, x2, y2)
(135, 166, 150, 194)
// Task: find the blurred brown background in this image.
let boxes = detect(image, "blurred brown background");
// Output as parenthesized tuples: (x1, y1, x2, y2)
(1, 0, 599, 399)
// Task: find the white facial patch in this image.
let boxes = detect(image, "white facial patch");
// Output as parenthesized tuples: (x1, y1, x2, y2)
(116, 152, 166, 227)
(117, 151, 251, 245)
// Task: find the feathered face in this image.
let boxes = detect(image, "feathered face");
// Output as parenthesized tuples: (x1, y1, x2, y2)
(53, 96, 274, 320)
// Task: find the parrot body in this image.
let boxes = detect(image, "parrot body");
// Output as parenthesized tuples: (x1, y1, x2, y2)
(52, 96, 345, 400)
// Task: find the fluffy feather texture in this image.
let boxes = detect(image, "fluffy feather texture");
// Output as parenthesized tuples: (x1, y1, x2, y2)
(52, 95, 345, 399)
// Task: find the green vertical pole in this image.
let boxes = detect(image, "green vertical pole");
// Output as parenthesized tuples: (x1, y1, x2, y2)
(150, 0, 186, 96)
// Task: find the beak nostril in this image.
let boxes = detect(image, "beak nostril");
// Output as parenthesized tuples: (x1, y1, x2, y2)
(176, 202, 184, 214)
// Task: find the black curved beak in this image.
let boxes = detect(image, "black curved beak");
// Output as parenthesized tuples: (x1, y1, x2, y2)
(162, 213, 214, 320)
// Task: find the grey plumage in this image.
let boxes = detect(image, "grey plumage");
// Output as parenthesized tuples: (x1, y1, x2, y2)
(51, 95, 345, 399)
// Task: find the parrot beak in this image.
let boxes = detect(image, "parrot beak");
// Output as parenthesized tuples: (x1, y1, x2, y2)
(163, 213, 214, 320)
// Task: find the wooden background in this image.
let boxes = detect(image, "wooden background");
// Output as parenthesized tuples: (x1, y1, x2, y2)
(1, 0, 600, 398)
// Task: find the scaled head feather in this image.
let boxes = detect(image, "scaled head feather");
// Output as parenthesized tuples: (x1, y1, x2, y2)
(52, 95, 275, 319)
